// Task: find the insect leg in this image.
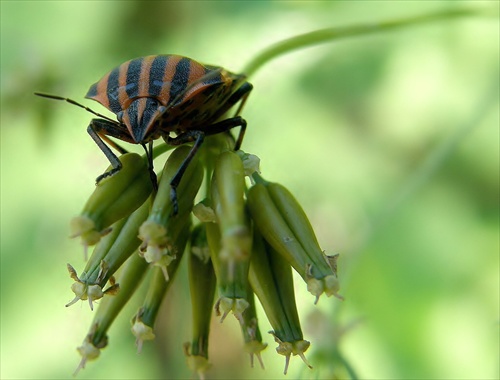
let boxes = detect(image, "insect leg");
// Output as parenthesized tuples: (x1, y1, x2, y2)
(167, 130, 205, 215)
(100, 135, 129, 155)
(87, 118, 132, 183)
(203, 116, 247, 150)
(141, 141, 158, 191)
(213, 82, 252, 149)
(166, 115, 247, 214)
(229, 82, 253, 118)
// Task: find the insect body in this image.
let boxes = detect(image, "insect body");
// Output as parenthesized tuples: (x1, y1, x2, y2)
(36, 54, 253, 213)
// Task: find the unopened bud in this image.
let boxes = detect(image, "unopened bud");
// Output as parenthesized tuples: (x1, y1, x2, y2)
(248, 176, 342, 303)
(71, 153, 152, 251)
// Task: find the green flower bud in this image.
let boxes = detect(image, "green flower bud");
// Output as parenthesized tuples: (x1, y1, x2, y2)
(271, 333, 312, 375)
(66, 198, 151, 309)
(205, 151, 252, 322)
(236, 150, 261, 179)
(70, 153, 153, 253)
(247, 175, 342, 303)
(240, 290, 267, 369)
(74, 323, 106, 376)
(184, 343, 212, 380)
(184, 224, 217, 379)
(192, 200, 217, 223)
(214, 297, 250, 323)
(130, 321, 155, 353)
(65, 262, 119, 311)
(211, 152, 248, 247)
(139, 146, 203, 279)
(75, 253, 149, 373)
(131, 222, 190, 352)
(206, 221, 250, 323)
(249, 230, 312, 375)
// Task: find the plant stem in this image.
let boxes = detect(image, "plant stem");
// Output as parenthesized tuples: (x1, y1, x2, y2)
(243, 8, 481, 77)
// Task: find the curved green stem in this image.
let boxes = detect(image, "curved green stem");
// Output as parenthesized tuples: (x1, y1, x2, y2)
(243, 8, 481, 77)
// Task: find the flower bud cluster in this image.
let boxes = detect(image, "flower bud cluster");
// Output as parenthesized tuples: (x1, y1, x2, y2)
(64, 135, 342, 377)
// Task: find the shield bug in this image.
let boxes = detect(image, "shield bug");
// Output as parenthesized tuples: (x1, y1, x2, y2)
(35, 54, 253, 213)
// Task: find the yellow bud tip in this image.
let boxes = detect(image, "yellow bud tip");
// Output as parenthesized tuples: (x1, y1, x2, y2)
(66, 281, 104, 310)
(65, 294, 82, 308)
(157, 254, 175, 281)
(160, 265, 170, 282)
(215, 297, 232, 323)
(244, 341, 267, 369)
(191, 245, 211, 264)
(142, 245, 176, 281)
(293, 340, 312, 369)
(234, 298, 250, 315)
(192, 202, 216, 223)
(215, 297, 249, 323)
(70, 216, 95, 237)
(219, 309, 231, 323)
(236, 150, 261, 178)
(306, 277, 324, 302)
(283, 354, 291, 375)
(298, 352, 313, 370)
(74, 340, 100, 376)
(66, 282, 85, 308)
(323, 275, 344, 300)
(139, 220, 168, 247)
(189, 359, 210, 380)
(131, 320, 155, 353)
(184, 344, 211, 380)
(253, 352, 265, 370)
(70, 216, 106, 254)
(73, 357, 87, 377)
(136, 340, 143, 355)
(272, 334, 312, 375)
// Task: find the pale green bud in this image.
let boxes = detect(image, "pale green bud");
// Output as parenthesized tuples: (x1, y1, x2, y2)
(70, 153, 153, 251)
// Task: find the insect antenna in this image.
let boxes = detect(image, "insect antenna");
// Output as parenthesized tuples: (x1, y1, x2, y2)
(34, 92, 117, 123)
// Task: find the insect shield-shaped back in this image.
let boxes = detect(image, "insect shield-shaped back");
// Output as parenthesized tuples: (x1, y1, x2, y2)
(84, 54, 246, 143)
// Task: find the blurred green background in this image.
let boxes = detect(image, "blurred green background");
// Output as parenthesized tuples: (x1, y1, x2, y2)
(1, 1, 498, 379)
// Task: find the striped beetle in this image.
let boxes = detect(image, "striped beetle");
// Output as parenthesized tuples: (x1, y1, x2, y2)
(36, 54, 253, 213)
